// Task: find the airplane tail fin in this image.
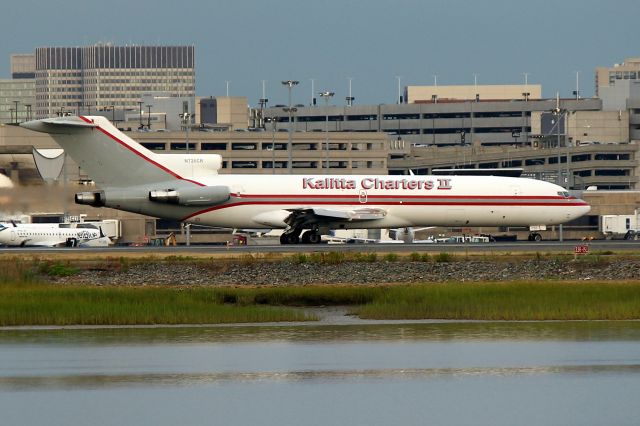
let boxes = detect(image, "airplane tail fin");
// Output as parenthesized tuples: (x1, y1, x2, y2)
(20, 116, 194, 187)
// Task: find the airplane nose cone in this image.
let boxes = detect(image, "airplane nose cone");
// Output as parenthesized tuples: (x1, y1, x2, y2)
(572, 200, 591, 219)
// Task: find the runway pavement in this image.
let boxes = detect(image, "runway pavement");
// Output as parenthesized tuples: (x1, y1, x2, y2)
(0, 240, 637, 256)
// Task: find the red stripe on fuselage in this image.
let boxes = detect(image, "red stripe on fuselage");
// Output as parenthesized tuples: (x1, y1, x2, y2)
(79, 116, 205, 187)
(229, 193, 566, 200)
(181, 197, 588, 221)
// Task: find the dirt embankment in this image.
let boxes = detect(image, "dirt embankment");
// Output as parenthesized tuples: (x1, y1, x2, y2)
(49, 257, 640, 286)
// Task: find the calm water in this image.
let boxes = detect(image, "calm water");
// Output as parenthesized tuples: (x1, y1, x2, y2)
(1, 321, 640, 426)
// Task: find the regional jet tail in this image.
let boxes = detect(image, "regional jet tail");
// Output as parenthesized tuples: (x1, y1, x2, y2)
(21, 116, 591, 244)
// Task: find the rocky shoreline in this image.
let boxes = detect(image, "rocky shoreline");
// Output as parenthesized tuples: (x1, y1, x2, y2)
(50, 257, 640, 286)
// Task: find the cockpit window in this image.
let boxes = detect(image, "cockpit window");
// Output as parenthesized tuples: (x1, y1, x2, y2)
(0, 224, 6, 232)
(557, 191, 570, 198)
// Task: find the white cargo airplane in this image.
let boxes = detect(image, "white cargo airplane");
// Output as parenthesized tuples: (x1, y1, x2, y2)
(0, 222, 110, 247)
(21, 116, 590, 244)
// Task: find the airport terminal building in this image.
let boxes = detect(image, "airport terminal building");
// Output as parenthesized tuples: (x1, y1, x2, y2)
(262, 87, 602, 147)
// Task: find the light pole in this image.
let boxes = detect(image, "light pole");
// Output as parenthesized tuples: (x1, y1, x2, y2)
(264, 117, 277, 174)
(13, 101, 19, 123)
(346, 77, 354, 107)
(146, 104, 152, 130)
(179, 112, 193, 155)
(552, 94, 567, 242)
(319, 91, 335, 173)
(281, 80, 299, 173)
(179, 111, 193, 247)
(310, 78, 316, 106)
(396, 76, 402, 104)
(137, 101, 144, 130)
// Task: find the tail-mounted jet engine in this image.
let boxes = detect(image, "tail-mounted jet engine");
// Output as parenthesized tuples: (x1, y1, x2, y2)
(75, 191, 106, 207)
(148, 186, 230, 206)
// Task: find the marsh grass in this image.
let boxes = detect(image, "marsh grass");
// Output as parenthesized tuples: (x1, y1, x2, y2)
(0, 284, 315, 326)
(0, 258, 39, 285)
(2, 254, 640, 325)
(1, 280, 640, 325)
(355, 282, 640, 320)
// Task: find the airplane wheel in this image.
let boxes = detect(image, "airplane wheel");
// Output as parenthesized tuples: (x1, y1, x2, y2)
(308, 232, 322, 244)
(533, 233, 542, 242)
(301, 231, 312, 244)
(287, 234, 300, 244)
(279, 234, 289, 244)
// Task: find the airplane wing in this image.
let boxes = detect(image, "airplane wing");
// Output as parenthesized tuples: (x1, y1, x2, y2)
(284, 207, 387, 229)
(286, 207, 386, 221)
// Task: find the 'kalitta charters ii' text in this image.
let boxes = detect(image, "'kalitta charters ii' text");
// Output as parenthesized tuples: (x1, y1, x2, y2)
(302, 177, 452, 190)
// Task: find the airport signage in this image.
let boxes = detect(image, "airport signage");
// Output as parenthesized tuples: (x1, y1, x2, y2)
(574, 244, 590, 255)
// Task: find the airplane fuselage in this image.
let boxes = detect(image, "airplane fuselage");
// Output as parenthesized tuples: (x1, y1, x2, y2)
(100, 173, 589, 230)
(20, 116, 591, 243)
(0, 223, 107, 247)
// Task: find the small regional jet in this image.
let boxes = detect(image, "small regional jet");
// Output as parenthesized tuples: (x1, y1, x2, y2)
(0, 222, 110, 247)
(21, 116, 591, 244)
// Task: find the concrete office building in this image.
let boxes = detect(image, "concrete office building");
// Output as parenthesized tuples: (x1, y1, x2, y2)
(595, 58, 640, 97)
(593, 57, 640, 143)
(552, 110, 629, 146)
(34, 45, 195, 118)
(405, 84, 542, 103)
(0, 79, 35, 124)
(200, 96, 249, 130)
(597, 77, 640, 142)
(11, 54, 35, 79)
(0, 54, 36, 124)
(116, 92, 196, 131)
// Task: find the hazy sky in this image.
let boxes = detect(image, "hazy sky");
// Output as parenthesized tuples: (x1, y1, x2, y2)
(1, 0, 638, 105)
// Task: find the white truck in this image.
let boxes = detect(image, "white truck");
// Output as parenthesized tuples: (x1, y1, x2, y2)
(601, 212, 639, 240)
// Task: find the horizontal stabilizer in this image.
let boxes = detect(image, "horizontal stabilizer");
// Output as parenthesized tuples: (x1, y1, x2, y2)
(22, 117, 97, 133)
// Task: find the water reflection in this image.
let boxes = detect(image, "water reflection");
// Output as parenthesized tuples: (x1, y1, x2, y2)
(3, 364, 640, 392)
(2, 320, 640, 345)
(2, 321, 640, 426)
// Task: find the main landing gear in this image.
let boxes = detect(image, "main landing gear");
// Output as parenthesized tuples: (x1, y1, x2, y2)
(527, 232, 543, 242)
(280, 229, 322, 244)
